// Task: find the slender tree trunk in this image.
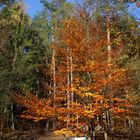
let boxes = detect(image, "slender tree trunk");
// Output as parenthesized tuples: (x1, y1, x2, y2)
(96, 115, 100, 131)
(90, 120, 95, 140)
(0, 107, 6, 137)
(51, 32, 56, 130)
(106, 15, 111, 63)
(106, 11, 114, 140)
(104, 132, 108, 140)
(0, 124, 3, 139)
(66, 47, 73, 128)
(104, 1, 112, 139)
(76, 100, 79, 126)
(0, 117, 4, 138)
(70, 49, 73, 103)
(66, 47, 70, 128)
(46, 121, 49, 131)
(11, 13, 23, 130)
(51, 27, 56, 130)
(11, 102, 15, 130)
(52, 44, 56, 106)
(11, 41, 17, 131)
(11, 36, 17, 131)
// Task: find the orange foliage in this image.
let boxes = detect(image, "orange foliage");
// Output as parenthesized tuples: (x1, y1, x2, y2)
(14, 8, 132, 136)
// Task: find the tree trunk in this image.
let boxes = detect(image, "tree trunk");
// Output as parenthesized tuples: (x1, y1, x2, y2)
(52, 48, 56, 130)
(66, 47, 73, 128)
(104, 132, 108, 140)
(67, 47, 70, 128)
(0, 118, 4, 138)
(69, 49, 73, 103)
(106, 16, 111, 63)
(11, 12, 23, 130)
(51, 33, 56, 130)
(11, 102, 14, 130)
(105, 1, 111, 140)
(104, 110, 108, 140)
(90, 121, 95, 140)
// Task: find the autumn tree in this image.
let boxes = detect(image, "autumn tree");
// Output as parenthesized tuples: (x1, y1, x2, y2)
(14, 7, 134, 140)
(0, 0, 139, 139)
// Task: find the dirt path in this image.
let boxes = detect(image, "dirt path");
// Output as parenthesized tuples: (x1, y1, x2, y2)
(38, 135, 66, 140)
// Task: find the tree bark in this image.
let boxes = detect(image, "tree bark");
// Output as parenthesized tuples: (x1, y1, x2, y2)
(105, 1, 112, 140)
(51, 32, 56, 130)
(70, 49, 73, 103)
(67, 47, 70, 128)
(11, 102, 15, 130)
(90, 121, 95, 140)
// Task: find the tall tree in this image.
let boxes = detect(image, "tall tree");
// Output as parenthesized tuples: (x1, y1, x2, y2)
(0, 0, 46, 131)
(14, 8, 132, 140)
(33, 0, 73, 129)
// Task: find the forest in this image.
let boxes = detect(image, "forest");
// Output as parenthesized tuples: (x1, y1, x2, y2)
(0, 0, 140, 140)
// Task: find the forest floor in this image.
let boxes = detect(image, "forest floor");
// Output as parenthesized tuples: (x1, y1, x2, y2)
(38, 135, 66, 140)
(35, 130, 67, 140)
(25, 129, 134, 140)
